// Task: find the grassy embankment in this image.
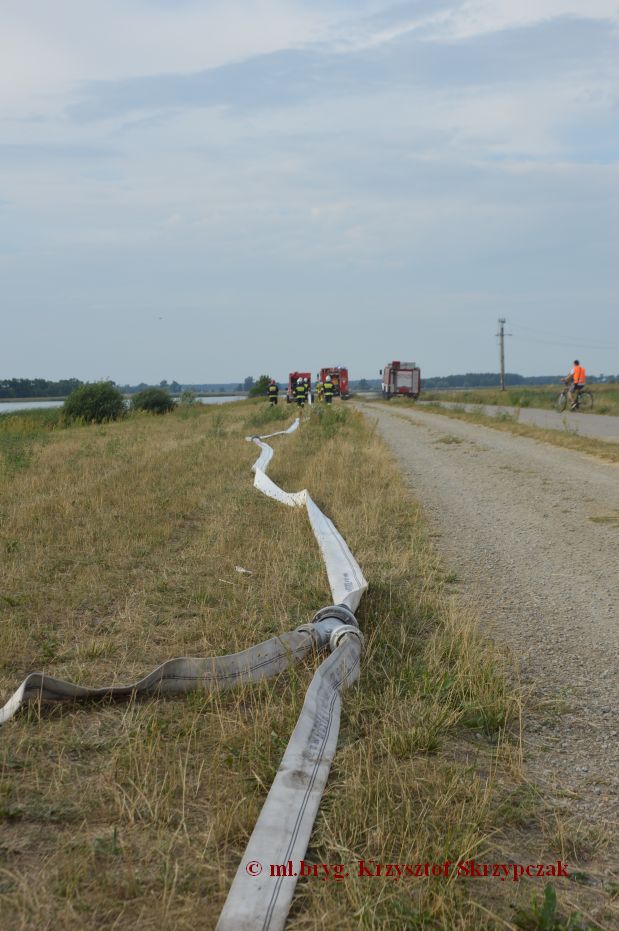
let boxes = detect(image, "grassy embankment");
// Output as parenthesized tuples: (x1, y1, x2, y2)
(409, 401, 619, 464)
(422, 385, 619, 417)
(0, 401, 589, 929)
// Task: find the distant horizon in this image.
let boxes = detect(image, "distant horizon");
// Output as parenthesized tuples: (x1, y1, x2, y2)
(2, 368, 618, 393)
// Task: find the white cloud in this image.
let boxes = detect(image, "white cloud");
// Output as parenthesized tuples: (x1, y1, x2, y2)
(433, 0, 619, 40)
(331, 0, 619, 53)
(0, 0, 331, 112)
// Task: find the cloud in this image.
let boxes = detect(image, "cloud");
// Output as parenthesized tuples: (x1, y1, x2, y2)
(431, 0, 619, 41)
(0, 0, 333, 113)
(64, 16, 619, 124)
(2, 1, 618, 380)
(0, 143, 118, 164)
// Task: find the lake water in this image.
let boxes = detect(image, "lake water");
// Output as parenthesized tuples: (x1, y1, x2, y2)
(0, 396, 244, 414)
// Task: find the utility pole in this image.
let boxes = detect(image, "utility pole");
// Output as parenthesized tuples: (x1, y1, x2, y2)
(497, 318, 506, 391)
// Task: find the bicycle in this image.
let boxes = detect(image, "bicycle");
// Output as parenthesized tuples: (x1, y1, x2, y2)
(555, 385, 593, 412)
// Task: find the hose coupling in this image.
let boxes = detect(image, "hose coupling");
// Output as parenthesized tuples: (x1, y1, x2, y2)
(311, 604, 359, 629)
(330, 624, 364, 652)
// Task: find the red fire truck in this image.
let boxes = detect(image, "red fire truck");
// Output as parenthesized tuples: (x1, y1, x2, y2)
(380, 361, 421, 400)
(286, 371, 312, 403)
(318, 366, 349, 399)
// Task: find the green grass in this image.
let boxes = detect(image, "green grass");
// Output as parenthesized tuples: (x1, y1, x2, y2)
(0, 409, 65, 473)
(243, 400, 295, 429)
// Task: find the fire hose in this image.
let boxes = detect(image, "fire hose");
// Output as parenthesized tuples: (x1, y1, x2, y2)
(0, 413, 368, 931)
(215, 418, 367, 930)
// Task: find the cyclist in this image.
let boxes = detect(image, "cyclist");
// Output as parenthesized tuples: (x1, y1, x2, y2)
(563, 360, 586, 410)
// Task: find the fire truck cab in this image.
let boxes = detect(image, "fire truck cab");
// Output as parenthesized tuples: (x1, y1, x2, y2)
(286, 372, 312, 403)
(380, 361, 421, 400)
(317, 366, 349, 399)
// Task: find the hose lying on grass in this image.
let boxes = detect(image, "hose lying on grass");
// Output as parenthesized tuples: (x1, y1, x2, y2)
(216, 418, 367, 930)
(0, 625, 336, 726)
(0, 414, 368, 931)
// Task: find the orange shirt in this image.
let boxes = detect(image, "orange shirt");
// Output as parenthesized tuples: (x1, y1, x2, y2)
(572, 365, 586, 384)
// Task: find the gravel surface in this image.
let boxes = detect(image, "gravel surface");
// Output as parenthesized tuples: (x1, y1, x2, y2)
(419, 401, 619, 441)
(360, 403, 619, 864)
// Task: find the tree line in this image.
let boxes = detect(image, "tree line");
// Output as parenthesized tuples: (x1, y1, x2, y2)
(0, 378, 82, 398)
(3, 372, 617, 401)
(422, 372, 617, 388)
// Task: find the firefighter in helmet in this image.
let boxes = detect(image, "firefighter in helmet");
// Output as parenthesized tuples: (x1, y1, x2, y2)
(303, 377, 310, 404)
(323, 375, 334, 404)
(267, 379, 278, 406)
(315, 377, 324, 402)
(295, 377, 306, 407)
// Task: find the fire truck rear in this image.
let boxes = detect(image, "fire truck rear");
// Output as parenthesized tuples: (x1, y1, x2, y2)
(380, 361, 421, 400)
(286, 371, 312, 403)
(318, 367, 349, 399)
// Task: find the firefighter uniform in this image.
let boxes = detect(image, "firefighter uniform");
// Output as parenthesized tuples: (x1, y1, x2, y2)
(316, 380, 324, 402)
(294, 381, 306, 407)
(268, 382, 278, 405)
(323, 380, 334, 404)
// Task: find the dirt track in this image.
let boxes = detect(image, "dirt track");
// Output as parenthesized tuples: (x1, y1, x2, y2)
(360, 403, 619, 869)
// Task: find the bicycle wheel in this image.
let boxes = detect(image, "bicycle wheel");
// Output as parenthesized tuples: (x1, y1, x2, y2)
(555, 392, 567, 412)
(577, 390, 593, 411)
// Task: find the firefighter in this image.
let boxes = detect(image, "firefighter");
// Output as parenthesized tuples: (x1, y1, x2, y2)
(303, 377, 310, 404)
(316, 378, 324, 402)
(323, 375, 334, 404)
(267, 379, 278, 406)
(295, 377, 306, 407)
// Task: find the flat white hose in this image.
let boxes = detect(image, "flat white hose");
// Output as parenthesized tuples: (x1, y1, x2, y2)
(248, 420, 367, 611)
(0, 628, 319, 726)
(215, 416, 367, 929)
(216, 633, 362, 931)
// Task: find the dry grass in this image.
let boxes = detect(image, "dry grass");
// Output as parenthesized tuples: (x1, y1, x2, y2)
(421, 385, 619, 417)
(0, 400, 576, 929)
(405, 402, 619, 464)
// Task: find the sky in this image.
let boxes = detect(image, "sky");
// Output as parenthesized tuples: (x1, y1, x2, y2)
(1, 0, 618, 383)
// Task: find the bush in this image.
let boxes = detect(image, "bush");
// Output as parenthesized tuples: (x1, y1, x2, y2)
(179, 390, 198, 406)
(64, 382, 125, 424)
(131, 387, 176, 415)
(249, 375, 273, 398)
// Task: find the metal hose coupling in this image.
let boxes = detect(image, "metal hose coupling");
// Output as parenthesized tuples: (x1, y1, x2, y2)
(311, 604, 359, 629)
(296, 605, 360, 648)
(329, 624, 364, 652)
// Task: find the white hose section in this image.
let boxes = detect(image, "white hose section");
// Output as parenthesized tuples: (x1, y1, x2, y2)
(0, 630, 318, 726)
(215, 417, 368, 929)
(216, 633, 363, 931)
(248, 420, 367, 612)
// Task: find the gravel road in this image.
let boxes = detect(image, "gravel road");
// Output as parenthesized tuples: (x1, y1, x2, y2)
(360, 403, 619, 862)
(420, 401, 619, 441)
